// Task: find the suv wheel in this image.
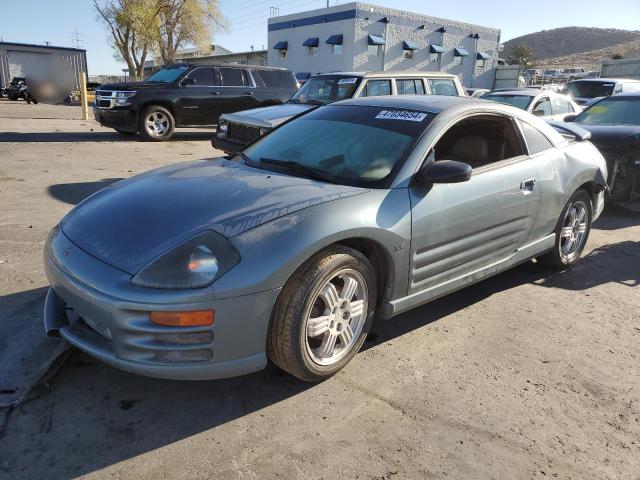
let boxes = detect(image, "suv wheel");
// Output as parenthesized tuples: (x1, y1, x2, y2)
(267, 246, 377, 382)
(139, 105, 175, 141)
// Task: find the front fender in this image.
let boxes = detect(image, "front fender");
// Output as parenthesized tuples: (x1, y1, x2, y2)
(212, 189, 412, 301)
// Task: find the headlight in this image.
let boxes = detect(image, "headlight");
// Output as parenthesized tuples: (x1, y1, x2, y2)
(131, 231, 240, 289)
(218, 119, 228, 134)
(114, 91, 136, 105)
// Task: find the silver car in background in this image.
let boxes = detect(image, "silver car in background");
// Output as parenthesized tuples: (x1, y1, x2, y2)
(44, 96, 607, 382)
(482, 89, 581, 120)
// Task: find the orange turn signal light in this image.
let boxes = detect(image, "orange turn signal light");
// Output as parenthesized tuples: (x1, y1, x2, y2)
(150, 310, 214, 327)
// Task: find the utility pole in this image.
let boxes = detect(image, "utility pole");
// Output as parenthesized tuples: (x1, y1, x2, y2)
(71, 28, 83, 49)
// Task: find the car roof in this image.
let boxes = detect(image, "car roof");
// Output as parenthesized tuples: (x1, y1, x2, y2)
(332, 95, 471, 113)
(163, 63, 290, 71)
(570, 78, 640, 83)
(313, 71, 458, 80)
(486, 89, 539, 96)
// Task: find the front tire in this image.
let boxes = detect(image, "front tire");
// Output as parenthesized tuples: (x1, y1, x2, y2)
(139, 105, 175, 141)
(538, 189, 592, 270)
(267, 246, 377, 382)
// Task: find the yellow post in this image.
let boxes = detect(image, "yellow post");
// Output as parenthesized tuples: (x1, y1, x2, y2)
(79, 71, 90, 121)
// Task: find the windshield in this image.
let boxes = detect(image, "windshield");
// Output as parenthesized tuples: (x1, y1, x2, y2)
(574, 97, 640, 126)
(243, 105, 433, 186)
(289, 76, 362, 105)
(145, 66, 190, 83)
(482, 94, 534, 110)
(566, 81, 615, 99)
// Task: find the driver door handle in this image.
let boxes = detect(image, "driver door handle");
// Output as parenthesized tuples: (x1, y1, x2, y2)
(210, 91, 220, 95)
(520, 178, 536, 193)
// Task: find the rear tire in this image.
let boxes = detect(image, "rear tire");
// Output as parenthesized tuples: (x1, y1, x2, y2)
(139, 105, 175, 141)
(267, 246, 377, 382)
(538, 189, 592, 270)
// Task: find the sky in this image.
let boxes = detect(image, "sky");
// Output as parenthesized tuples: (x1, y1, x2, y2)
(1, 0, 639, 75)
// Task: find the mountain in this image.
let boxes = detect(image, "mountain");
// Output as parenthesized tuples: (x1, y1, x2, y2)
(503, 27, 640, 61)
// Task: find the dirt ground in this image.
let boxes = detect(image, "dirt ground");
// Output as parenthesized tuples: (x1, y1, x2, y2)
(0, 100, 639, 480)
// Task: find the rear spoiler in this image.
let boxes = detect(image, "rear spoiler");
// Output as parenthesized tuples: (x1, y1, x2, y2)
(545, 120, 592, 141)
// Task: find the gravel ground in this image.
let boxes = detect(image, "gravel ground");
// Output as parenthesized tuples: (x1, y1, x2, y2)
(0, 100, 639, 480)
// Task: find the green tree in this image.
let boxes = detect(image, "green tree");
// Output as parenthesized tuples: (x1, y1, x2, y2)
(156, 0, 227, 65)
(508, 43, 535, 66)
(94, 0, 162, 80)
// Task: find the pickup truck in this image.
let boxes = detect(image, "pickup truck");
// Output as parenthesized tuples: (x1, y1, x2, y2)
(93, 64, 299, 141)
(213, 71, 466, 154)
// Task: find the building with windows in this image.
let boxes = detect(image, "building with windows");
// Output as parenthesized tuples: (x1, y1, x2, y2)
(267, 2, 501, 88)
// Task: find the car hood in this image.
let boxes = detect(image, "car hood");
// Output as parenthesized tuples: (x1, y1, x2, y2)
(61, 159, 366, 275)
(574, 123, 640, 151)
(221, 103, 316, 128)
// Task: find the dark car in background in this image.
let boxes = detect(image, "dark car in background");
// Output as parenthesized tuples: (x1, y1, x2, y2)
(566, 78, 640, 106)
(567, 93, 640, 211)
(93, 64, 298, 141)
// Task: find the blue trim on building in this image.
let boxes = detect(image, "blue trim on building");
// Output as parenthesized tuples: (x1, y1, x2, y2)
(303, 37, 319, 47)
(402, 40, 419, 50)
(476, 51, 490, 60)
(430, 44, 445, 53)
(268, 9, 357, 32)
(273, 41, 288, 50)
(326, 34, 343, 45)
(368, 35, 386, 46)
(454, 47, 470, 57)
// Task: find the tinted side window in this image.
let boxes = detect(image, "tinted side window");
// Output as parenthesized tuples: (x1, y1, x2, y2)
(185, 67, 215, 86)
(219, 68, 246, 86)
(397, 79, 425, 95)
(532, 98, 552, 116)
(363, 80, 391, 97)
(255, 69, 297, 89)
(433, 115, 526, 169)
(519, 120, 554, 155)
(428, 79, 457, 96)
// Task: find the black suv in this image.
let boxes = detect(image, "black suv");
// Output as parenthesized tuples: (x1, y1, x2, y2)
(94, 64, 299, 141)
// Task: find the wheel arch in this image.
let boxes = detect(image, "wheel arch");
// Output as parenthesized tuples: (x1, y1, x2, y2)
(334, 237, 394, 307)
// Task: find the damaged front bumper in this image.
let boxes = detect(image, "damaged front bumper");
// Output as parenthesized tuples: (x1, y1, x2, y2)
(44, 227, 279, 380)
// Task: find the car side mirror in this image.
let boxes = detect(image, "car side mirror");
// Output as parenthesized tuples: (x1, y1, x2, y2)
(420, 160, 472, 184)
(181, 77, 195, 86)
(532, 109, 545, 117)
(563, 113, 577, 122)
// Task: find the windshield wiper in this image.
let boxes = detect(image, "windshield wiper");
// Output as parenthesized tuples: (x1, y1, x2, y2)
(259, 158, 337, 184)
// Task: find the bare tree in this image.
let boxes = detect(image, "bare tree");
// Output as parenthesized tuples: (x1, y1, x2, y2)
(157, 0, 227, 65)
(94, 0, 161, 80)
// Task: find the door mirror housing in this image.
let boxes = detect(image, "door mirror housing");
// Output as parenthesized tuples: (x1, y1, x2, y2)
(532, 109, 545, 117)
(181, 77, 195, 86)
(420, 160, 472, 184)
(563, 113, 577, 122)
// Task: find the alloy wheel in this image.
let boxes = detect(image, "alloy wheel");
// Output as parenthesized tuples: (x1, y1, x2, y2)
(305, 269, 368, 366)
(559, 199, 588, 263)
(145, 112, 170, 137)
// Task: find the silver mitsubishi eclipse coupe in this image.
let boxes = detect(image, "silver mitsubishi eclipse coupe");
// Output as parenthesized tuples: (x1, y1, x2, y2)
(44, 96, 608, 382)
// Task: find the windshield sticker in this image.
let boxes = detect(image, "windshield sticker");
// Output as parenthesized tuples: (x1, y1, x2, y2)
(375, 110, 428, 122)
(338, 77, 358, 84)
